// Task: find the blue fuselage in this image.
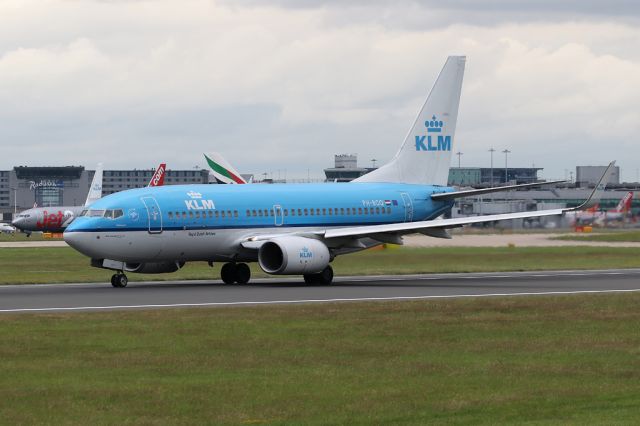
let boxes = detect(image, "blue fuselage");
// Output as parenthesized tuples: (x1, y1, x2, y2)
(63, 182, 454, 263)
(66, 183, 454, 233)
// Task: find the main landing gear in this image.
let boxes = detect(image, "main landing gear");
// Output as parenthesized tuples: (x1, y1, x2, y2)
(111, 273, 128, 288)
(220, 262, 251, 285)
(303, 265, 334, 285)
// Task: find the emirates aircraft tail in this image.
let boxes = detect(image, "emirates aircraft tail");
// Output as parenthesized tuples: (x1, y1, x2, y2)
(204, 152, 247, 184)
(148, 163, 166, 187)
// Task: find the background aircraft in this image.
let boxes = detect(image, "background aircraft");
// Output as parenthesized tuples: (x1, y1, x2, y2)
(567, 191, 633, 226)
(0, 223, 16, 234)
(13, 162, 165, 235)
(204, 152, 247, 184)
(63, 56, 613, 288)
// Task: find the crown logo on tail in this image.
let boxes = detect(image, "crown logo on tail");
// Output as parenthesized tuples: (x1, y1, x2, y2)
(426, 115, 443, 133)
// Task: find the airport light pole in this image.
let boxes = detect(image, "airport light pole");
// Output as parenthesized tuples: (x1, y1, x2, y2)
(502, 149, 511, 184)
(456, 151, 463, 168)
(488, 147, 495, 187)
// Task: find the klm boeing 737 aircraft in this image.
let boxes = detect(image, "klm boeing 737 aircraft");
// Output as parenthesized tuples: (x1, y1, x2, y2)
(64, 56, 614, 287)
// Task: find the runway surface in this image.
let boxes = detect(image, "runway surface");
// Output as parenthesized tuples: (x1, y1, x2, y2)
(1, 269, 640, 313)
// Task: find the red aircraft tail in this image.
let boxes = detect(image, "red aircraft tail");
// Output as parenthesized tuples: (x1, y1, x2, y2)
(612, 192, 633, 213)
(148, 163, 166, 187)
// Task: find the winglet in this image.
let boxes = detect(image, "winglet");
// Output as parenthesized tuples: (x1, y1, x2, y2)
(565, 161, 616, 212)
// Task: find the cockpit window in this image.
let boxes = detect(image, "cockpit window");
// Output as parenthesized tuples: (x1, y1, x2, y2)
(102, 209, 124, 219)
(79, 210, 88, 217)
(88, 209, 105, 217)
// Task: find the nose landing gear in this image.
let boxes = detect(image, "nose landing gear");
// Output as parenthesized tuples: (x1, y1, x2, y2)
(110, 273, 128, 288)
(220, 262, 251, 285)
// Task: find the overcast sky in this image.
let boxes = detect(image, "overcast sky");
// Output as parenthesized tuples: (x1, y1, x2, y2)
(1, 0, 639, 181)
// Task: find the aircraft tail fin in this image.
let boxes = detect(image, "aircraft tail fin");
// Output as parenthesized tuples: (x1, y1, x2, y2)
(204, 152, 247, 184)
(148, 163, 166, 187)
(614, 191, 633, 213)
(84, 163, 103, 207)
(353, 56, 466, 185)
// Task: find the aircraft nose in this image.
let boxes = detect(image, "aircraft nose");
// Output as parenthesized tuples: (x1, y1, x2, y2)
(11, 216, 22, 227)
(63, 231, 95, 257)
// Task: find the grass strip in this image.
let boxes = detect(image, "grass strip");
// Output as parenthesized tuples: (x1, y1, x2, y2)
(3, 246, 640, 284)
(1, 293, 639, 424)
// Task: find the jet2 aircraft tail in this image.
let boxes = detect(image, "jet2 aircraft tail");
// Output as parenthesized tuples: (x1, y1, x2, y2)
(613, 191, 633, 213)
(84, 163, 103, 207)
(354, 55, 465, 185)
(148, 163, 166, 187)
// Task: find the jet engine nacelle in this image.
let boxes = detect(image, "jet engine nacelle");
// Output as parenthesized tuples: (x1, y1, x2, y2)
(124, 261, 185, 274)
(258, 236, 330, 275)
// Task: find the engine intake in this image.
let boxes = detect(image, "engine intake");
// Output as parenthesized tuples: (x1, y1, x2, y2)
(258, 236, 330, 275)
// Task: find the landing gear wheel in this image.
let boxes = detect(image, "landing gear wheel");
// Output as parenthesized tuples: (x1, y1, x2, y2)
(304, 265, 334, 285)
(235, 263, 251, 285)
(221, 263, 237, 285)
(111, 273, 128, 288)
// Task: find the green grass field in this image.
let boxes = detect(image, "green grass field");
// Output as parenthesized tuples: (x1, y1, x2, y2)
(553, 230, 640, 243)
(0, 231, 49, 242)
(1, 293, 639, 424)
(3, 245, 640, 284)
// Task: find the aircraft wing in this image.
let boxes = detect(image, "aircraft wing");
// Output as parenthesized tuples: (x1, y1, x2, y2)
(322, 209, 564, 239)
(431, 179, 566, 201)
(324, 161, 614, 240)
(241, 162, 615, 248)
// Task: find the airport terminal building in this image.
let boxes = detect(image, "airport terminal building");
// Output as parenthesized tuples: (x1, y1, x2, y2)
(0, 166, 210, 221)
